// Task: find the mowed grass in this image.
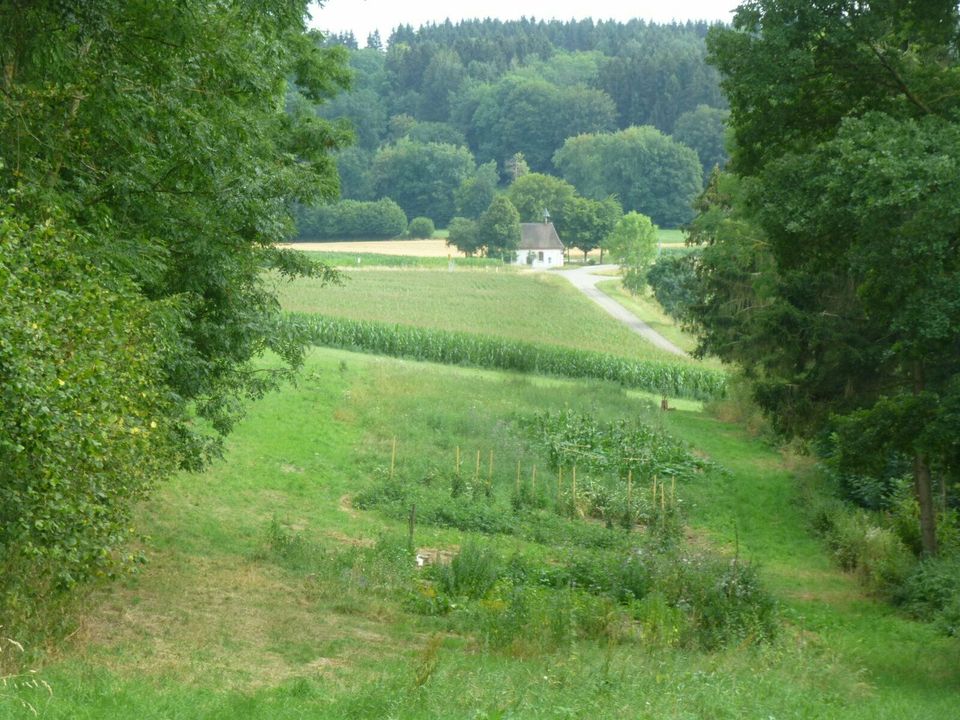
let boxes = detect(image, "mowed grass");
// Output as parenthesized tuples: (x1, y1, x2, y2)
(273, 268, 690, 363)
(14, 349, 959, 719)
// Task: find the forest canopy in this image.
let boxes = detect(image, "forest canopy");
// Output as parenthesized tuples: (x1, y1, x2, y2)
(305, 18, 729, 234)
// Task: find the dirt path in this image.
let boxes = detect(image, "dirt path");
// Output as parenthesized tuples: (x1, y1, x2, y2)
(559, 265, 688, 358)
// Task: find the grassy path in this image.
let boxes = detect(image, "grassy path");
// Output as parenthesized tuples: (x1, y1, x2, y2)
(662, 410, 960, 717)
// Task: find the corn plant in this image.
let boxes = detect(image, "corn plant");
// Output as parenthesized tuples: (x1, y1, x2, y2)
(286, 313, 726, 400)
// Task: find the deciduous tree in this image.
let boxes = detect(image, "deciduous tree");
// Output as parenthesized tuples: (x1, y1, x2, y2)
(695, 0, 960, 555)
(554, 127, 702, 227)
(604, 212, 658, 294)
(478, 196, 521, 260)
(0, 0, 348, 596)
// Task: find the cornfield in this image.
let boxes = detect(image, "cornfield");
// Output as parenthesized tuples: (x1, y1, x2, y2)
(286, 313, 726, 400)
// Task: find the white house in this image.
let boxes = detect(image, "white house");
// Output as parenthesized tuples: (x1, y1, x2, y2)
(514, 221, 565, 268)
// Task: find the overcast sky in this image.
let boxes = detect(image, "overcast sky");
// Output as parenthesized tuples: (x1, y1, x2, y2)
(307, 1, 739, 46)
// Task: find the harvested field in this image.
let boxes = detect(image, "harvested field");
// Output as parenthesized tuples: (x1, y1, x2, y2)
(281, 239, 465, 257)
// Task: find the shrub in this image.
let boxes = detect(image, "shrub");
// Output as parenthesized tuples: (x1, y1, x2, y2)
(406, 216, 435, 239)
(294, 198, 407, 239)
(897, 555, 960, 634)
(0, 217, 178, 606)
(686, 558, 779, 650)
(825, 510, 913, 594)
(431, 539, 502, 600)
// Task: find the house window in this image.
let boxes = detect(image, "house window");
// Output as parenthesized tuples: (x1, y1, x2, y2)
(538, 251, 544, 262)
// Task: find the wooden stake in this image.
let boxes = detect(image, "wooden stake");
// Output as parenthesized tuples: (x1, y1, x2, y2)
(627, 469, 632, 508)
(408, 503, 417, 548)
(531, 464, 537, 492)
(390, 437, 397, 479)
(660, 483, 666, 513)
(475, 450, 480, 483)
(488, 450, 494, 486)
(455, 446, 461, 476)
(558, 466, 563, 495)
(516, 460, 521, 493)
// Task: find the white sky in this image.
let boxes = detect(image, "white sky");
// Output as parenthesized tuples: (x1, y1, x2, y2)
(307, 1, 738, 46)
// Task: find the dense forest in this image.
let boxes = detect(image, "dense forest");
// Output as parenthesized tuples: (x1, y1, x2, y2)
(295, 18, 729, 236)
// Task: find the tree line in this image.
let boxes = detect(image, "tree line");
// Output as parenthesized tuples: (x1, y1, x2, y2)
(0, 0, 347, 623)
(664, 0, 959, 631)
(298, 18, 730, 236)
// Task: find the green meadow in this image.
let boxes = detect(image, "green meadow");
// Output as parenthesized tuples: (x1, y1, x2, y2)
(8, 268, 958, 719)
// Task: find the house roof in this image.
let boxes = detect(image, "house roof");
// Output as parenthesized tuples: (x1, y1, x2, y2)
(518, 222, 564, 250)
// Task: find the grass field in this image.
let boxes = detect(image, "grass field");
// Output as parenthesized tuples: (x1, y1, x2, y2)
(11, 349, 958, 719)
(273, 269, 692, 363)
(8, 265, 957, 719)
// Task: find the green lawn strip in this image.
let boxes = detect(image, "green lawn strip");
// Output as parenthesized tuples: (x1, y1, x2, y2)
(595, 278, 704, 357)
(272, 268, 685, 363)
(657, 228, 687, 245)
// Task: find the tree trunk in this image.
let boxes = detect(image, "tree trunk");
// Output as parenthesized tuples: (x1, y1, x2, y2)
(914, 453, 938, 556)
(913, 361, 938, 555)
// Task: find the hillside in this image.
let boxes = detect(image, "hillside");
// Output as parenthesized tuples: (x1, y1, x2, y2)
(10, 269, 957, 719)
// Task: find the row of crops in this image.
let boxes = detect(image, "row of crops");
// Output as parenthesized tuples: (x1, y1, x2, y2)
(286, 313, 726, 400)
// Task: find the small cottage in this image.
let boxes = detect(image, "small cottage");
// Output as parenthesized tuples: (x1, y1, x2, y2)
(514, 221, 565, 268)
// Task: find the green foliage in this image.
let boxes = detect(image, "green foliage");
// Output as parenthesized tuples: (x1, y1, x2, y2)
(477, 196, 521, 260)
(457, 76, 617, 172)
(647, 251, 700, 320)
(446, 217, 483, 256)
(554, 126, 703, 227)
(562, 196, 623, 259)
(0, 0, 348, 613)
(373, 139, 476, 224)
(290, 314, 727, 400)
(406, 216, 436, 239)
(698, 2, 960, 556)
(454, 161, 500, 218)
(431, 540, 502, 600)
(0, 213, 177, 597)
(898, 556, 960, 636)
(295, 198, 408, 239)
(334, 147, 377, 200)
(507, 173, 577, 225)
(1, 0, 348, 460)
(604, 212, 659, 294)
(672, 104, 729, 178)
(524, 411, 711, 483)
